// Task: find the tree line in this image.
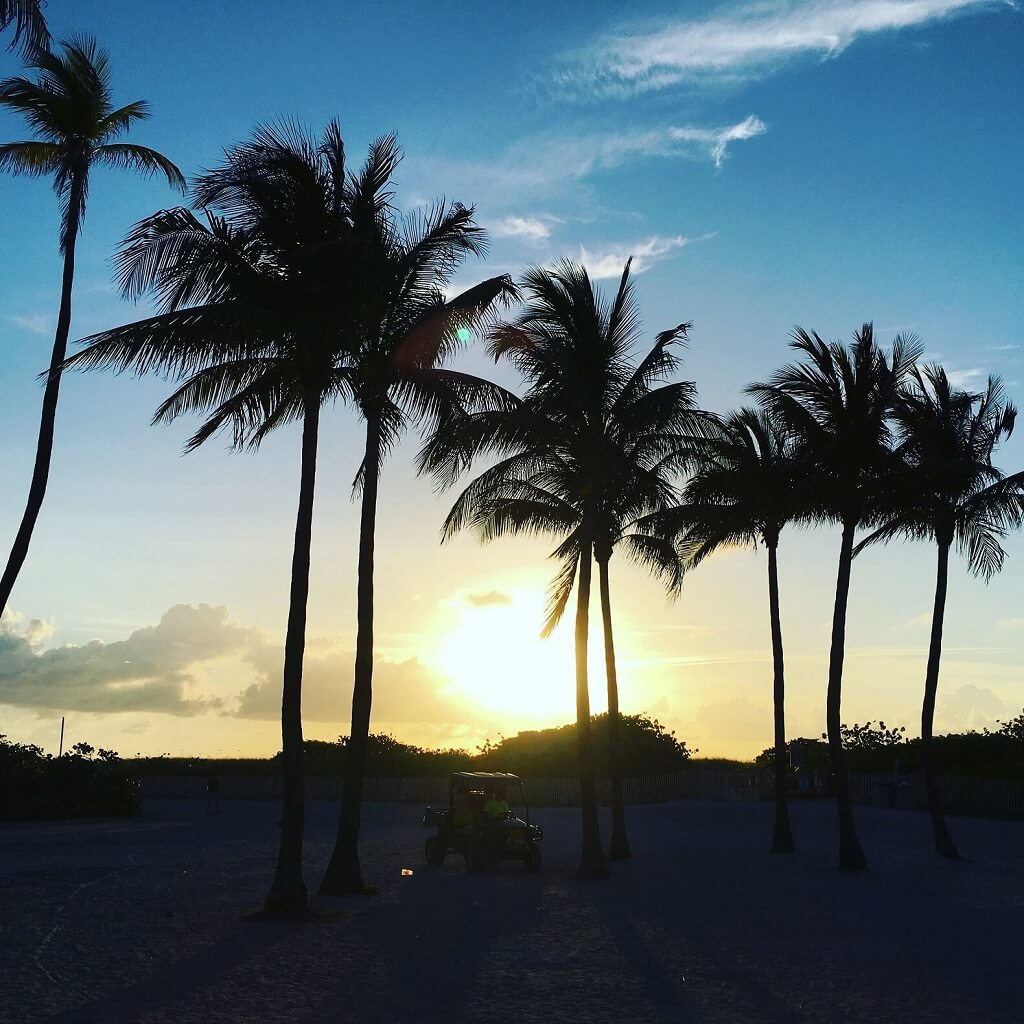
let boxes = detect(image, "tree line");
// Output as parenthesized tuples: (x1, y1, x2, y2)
(2, 23, 1022, 915)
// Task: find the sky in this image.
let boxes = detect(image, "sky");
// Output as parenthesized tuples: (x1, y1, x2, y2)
(1, 0, 1022, 761)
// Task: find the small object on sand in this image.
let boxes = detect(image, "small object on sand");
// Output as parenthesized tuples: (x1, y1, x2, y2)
(401, 868, 414, 876)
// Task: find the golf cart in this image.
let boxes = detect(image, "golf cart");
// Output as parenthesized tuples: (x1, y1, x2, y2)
(422, 771, 543, 872)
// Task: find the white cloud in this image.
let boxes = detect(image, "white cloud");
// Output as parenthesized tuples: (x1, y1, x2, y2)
(558, 0, 1009, 96)
(668, 115, 768, 167)
(0, 604, 244, 715)
(577, 233, 710, 279)
(997, 618, 1024, 629)
(937, 683, 1012, 732)
(491, 216, 554, 243)
(406, 117, 767, 207)
(7, 312, 53, 335)
(946, 367, 987, 387)
(0, 603, 489, 730)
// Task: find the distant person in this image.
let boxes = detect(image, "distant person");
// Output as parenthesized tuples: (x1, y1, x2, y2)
(206, 775, 220, 815)
(483, 789, 508, 820)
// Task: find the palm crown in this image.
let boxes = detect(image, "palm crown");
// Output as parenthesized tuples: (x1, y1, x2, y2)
(64, 122, 512, 449)
(0, 36, 185, 249)
(646, 406, 800, 573)
(858, 366, 1022, 578)
(750, 324, 922, 525)
(421, 258, 706, 632)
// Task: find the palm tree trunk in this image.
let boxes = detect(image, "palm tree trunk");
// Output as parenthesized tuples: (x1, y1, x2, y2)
(827, 519, 867, 870)
(263, 396, 320, 917)
(0, 174, 83, 619)
(576, 534, 609, 880)
(320, 412, 381, 895)
(767, 541, 795, 853)
(597, 556, 630, 860)
(923, 541, 961, 859)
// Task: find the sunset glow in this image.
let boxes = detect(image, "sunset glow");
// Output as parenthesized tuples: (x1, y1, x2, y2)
(433, 588, 577, 720)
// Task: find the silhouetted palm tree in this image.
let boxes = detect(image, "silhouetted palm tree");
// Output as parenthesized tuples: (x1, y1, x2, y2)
(63, 121, 393, 916)
(422, 259, 705, 874)
(856, 366, 1022, 858)
(645, 407, 801, 853)
(1, 0, 49, 55)
(751, 325, 921, 870)
(0, 37, 183, 621)
(317, 196, 515, 896)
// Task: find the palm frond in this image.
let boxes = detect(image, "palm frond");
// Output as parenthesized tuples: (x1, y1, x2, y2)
(96, 143, 185, 191)
(1, 0, 50, 55)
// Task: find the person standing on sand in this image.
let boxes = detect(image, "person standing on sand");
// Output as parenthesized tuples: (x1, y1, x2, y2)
(206, 776, 220, 815)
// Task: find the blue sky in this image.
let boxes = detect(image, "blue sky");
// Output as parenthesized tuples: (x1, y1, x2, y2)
(1, 0, 1022, 758)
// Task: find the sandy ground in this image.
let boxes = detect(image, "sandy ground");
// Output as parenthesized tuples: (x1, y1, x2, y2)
(1, 797, 1022, 1023)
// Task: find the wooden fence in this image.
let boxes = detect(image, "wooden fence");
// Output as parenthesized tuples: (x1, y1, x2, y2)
(845, 772, 1024, 819)
(138, 769, 1024, 820)
(138, 769, 767, 807)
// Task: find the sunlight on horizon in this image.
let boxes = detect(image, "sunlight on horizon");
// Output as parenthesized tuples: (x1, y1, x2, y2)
(432, 586, 605, 721)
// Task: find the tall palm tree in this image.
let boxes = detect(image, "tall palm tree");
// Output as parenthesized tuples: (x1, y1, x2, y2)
(1, 0, 49, 55)
(0, 37, 184, 621)
(751, 325, 921, 870)
(62, 121, 397, 916)
(644, 407, 801, 853)
(421, 259, 706, 874)
(856, 366, 1022, 859)
(317, 197, 515, 896)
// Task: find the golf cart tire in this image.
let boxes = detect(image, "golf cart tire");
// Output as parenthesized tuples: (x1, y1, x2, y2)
(466, 843, 489, 873)
(425, 836, 446, 866)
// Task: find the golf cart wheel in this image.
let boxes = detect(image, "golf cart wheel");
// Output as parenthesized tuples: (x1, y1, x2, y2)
(466, 843, 488, 873)
(425, 836, 446, 866)
(524, 844, 542, 873)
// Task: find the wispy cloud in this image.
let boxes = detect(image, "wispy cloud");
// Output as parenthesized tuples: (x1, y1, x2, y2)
(997, 617, 1024, 629)
(407, 117, 767, 207)
(7, 312, 52, 335)
(465, 590, 514, 607)
(557, 1, 1009, 97)
(491, 216, 555, 244)
(578, 233, 711, 279)
(946, 367, 987, 387)
(667, 116, 768, 167)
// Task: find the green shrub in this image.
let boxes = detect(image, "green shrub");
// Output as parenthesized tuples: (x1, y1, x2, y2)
(0, 735, 140, 820)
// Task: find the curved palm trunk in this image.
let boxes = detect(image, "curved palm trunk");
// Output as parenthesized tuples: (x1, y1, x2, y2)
(321, 412, 381, 895)
(576, 536, 609, 880)
(263, 398, 320, 916)
(0, 175, 83, 620)
(827, 520, 867, 870)
(922, 541, 961, 859)
(766, 542, 795, 853)
(597, 556, 630, 860)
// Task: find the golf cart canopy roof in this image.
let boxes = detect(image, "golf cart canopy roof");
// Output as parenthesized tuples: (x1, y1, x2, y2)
(451, 771, 520, 782)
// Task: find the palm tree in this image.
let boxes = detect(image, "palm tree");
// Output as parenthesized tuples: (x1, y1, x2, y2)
(62, 121, 397, 916)
(317, 196, 515, 896)
(421, 259, 706, 874)
(0, 37, 184, 621)
(644, 407, 801, 853)
(856, 366, 1022, 858)
(751, 325, 921, 870)
(1, 0, 49, 55)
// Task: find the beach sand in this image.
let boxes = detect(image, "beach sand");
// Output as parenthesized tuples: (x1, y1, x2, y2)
(2, 797, 1021, 1023)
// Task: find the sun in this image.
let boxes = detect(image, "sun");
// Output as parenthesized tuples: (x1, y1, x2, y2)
(432, 588, 579, 720)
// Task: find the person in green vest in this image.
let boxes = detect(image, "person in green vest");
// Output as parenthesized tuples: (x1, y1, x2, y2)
(483, 789, 508, 820)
